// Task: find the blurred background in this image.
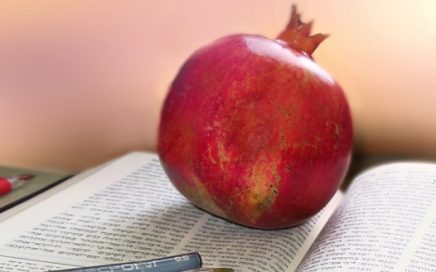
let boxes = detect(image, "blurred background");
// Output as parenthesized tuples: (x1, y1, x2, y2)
(1, 0, 435, 172)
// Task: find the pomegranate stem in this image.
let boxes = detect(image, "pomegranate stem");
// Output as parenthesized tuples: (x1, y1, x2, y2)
(276, 4, 329, 56)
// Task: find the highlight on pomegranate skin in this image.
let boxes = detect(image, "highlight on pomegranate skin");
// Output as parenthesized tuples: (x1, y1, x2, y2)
(158, 5, 353, 229)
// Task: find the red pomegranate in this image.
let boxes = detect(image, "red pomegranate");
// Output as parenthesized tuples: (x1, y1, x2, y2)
(158, 5, 353, 229)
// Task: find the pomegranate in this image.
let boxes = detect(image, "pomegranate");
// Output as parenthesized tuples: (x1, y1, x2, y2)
(158, 5, 353, 229)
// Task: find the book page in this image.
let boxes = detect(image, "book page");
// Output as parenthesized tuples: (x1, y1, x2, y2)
(0, 152, 341, 272)
(297, 162, 436, 272)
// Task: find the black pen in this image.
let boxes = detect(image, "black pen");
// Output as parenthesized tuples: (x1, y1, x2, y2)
(49, 252, 202, 272)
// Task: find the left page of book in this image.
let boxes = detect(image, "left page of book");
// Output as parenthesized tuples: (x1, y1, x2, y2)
(0, 152, 341, 272)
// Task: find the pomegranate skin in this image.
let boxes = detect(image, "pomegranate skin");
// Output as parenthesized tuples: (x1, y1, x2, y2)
(158, 34, 352, 229)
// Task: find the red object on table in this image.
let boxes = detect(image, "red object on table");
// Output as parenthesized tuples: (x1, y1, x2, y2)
(0, 174, 35, 195)
(0, 177, 13, 195)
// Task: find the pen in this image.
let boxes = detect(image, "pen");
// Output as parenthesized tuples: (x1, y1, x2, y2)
(49, 252, 202, 272)
(0, 174, 35, 195)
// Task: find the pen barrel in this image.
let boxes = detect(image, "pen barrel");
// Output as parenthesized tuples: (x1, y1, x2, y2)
(51, 252, 202, 272)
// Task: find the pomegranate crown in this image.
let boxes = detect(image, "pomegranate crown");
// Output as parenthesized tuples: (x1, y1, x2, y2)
(276, 4, 329, 56)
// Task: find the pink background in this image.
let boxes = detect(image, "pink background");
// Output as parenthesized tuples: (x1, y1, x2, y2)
(1, 0, 435, 172)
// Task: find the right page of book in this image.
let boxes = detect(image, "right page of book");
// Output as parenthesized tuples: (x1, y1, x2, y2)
(297, 162, 436, 272)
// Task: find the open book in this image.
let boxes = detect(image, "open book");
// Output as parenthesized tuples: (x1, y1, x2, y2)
(0, 152, 435, 272)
